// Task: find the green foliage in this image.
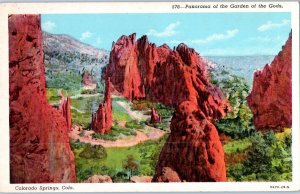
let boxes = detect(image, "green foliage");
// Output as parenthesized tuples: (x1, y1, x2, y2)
(79, 130, 85, 137)
(151, 122, 170, 131)
(70, 139, 87, 150)
(92, 125, 137, 141)
(123, 155, 139, 179)
(46, 88, 77, 104)
(125, 120, 144, 129)
(95, 79, 106, 94)
(155, 103, 174, 119)
(227, 129, 292, 181)
(46, 71, 82, 90)
(72, 135, 167, 182)
(81, 89, 97, 95)
(212, 72, 254, 139)
(131, 99, 153, 111)
(79, 144, 107, 159)
(223, 138, 252, 155)
(112, 100, 132, 122)
(71, 95, 102, 129)
(131, 100, 174, 119)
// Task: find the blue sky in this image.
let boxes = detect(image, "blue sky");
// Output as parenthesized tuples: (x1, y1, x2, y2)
(42, 13, 291, 56)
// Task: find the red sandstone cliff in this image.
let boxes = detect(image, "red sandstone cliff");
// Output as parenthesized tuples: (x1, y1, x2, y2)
(247, 33, 292, 130)
(91, 77, 112, 134)
(9, 14, 76, 183)
(106, 34, 229, 182)
(107, 34, 229, 120)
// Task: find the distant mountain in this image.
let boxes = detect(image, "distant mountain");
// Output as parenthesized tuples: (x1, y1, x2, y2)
(43, 32, 109, 90)
(205, 55, 274, 86)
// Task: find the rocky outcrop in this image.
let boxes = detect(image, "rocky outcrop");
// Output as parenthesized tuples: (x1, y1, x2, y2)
(91, 77, 112, 134)
(130, 176, 153, 183)
(9, 14, 76, 183)
(106, 34, 229, 182)
(82, 70, 96, 89)
(247, 33, 292, 130)
(107, 34, 229, 119)
(153, 101, 227, 182)
(150, 108, 161, 123)
(152, 167, 181, 182)
(58, 93, 72, 130)
(83, 175, 112, 183)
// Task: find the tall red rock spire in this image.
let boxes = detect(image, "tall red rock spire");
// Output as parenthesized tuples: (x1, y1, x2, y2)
(91, 77, 112, 134)
(9, 14, 76, 183)
(59, 92, 72, 130)
(247, 32, 292, 130)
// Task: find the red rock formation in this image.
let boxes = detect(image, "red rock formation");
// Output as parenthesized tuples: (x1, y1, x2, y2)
(59, 93, 72, 130)
(82, 70, 96, 89)
(83, 175, 113, 183)
(106, 34, 229, 182)
(153, 101, 227, 182)
(153, 167, 181, 182)
(150, 107, 161, 124)
(247, 33, 292, 130)
(107, 34, 229, 119)
(9, 14, 76, 183)
(91, 77, 112, 134)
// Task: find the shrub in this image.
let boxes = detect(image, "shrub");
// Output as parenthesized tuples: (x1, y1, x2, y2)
(79, 144, 107, 160)
(70, 139, 86, 150)
(125, 120, 144, 129)
(92, 125, 137, 141)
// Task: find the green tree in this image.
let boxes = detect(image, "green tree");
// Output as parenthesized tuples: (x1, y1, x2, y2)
(241, 130, 292, 181)
(122, 155, 139, 180)
(212, 71, 254, 138)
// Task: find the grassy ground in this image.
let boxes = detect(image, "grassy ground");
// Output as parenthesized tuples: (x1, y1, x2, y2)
(71, 134, 168, 182)
(112, 99, 132, 122)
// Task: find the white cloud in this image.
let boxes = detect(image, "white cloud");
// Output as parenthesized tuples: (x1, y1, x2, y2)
(80, 31, 92, 41)
(42, 20, 56, 32)
(147, 21, 180, 37)
(257, 19, 290, 32)
(191, 29, 239, 44)
(168, 29, 239, 45)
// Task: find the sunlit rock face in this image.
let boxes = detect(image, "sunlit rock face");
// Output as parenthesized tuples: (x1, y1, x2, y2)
(91, 77, 112, 134)
(9, 14, 76, 183)
(248, 33, 292, 131)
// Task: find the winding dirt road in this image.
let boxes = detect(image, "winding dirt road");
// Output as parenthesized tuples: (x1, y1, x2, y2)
(70, 125, 165, 148)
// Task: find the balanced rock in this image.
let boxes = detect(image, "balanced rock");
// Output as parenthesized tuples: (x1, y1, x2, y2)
(152, 101, 227, 182)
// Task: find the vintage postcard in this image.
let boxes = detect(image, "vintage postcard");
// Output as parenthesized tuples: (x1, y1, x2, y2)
(0, 1, 299, 192)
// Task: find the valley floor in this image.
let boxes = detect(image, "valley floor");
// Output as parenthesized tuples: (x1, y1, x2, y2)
(70, 125, 165, 148)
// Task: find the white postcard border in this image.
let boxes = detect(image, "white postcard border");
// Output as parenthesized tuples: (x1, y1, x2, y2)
(0, 1, 299, 192)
